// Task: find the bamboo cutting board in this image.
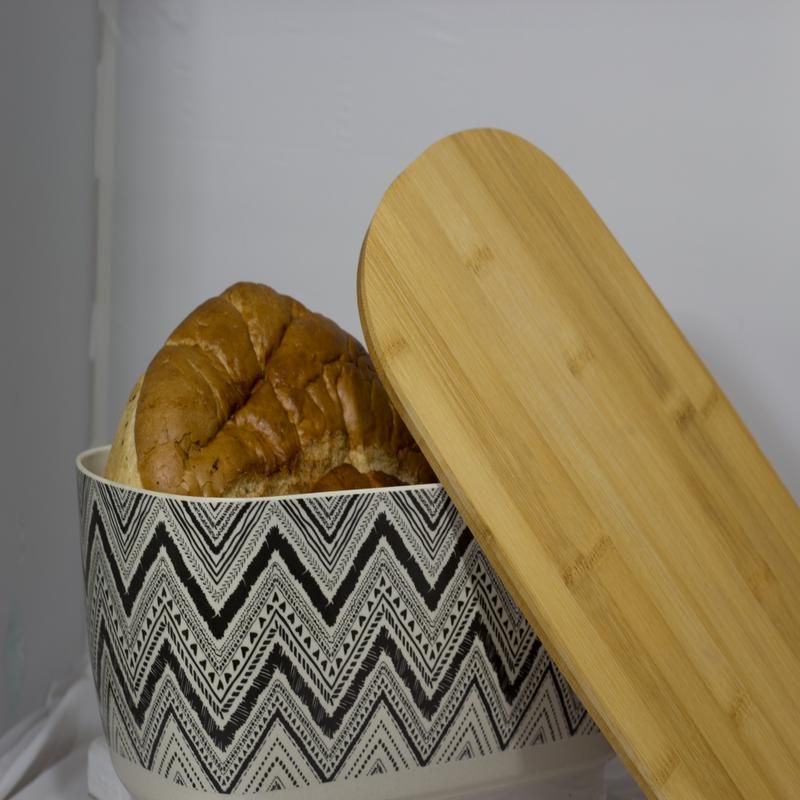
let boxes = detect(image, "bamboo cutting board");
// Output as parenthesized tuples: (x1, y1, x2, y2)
(357, 129, 800, 800)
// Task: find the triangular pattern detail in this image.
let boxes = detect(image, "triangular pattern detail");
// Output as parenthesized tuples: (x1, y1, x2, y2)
(79, 474, 597, 792)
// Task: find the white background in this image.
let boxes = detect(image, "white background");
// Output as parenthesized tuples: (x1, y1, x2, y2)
(2, 0, 798, 759)
(103, 0, 800, 492)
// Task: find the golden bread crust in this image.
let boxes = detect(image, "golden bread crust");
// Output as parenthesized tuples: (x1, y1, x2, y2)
(310, 464, 404, 493)
(106, 282, 433, 496)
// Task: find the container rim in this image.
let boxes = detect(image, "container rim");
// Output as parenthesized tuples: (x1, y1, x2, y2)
(76, 445, 444, 504)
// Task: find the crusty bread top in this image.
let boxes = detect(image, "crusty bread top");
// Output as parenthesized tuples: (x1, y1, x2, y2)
(106, 282, 434, 497)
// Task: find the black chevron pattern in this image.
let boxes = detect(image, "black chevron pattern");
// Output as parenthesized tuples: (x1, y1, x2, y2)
(78, 471, 597, 792)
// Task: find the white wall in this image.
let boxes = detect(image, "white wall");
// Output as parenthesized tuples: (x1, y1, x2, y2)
(0, 0, 794, 756)
(103, 0, 800, 502)
(0, 1, 97, 733)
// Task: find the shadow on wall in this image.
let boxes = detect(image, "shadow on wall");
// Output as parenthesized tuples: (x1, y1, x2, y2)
(0, 0, 97, 736)
(0, 615, 25, 727)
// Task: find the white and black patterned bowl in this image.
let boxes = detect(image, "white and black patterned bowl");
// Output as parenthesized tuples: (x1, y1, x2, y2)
(77, 446, 610, 799)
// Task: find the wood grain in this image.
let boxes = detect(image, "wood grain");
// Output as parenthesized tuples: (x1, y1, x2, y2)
(357, 129, 800, 800)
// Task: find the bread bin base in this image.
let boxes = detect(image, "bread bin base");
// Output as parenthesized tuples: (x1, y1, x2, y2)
(111, 734, 612, 799)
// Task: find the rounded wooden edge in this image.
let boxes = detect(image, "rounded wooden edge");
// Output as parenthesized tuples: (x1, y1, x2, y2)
(356, 127, 655, 799)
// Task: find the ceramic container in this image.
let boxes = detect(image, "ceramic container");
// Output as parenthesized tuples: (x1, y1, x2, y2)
(77, 446, 610, 799)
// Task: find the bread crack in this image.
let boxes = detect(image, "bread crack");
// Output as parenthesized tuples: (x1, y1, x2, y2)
(119, 282, 432, 496)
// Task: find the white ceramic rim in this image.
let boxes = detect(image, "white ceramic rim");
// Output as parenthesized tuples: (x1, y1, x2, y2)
(77, 445, 444, 505)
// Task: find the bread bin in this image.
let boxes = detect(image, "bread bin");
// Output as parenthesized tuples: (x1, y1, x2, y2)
(78, 445, 610, 798)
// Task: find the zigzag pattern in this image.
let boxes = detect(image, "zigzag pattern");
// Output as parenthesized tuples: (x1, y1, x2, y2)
(79, 473, 596, 792)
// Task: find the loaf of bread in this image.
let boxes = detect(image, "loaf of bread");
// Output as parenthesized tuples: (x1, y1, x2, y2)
(105, 282, 434, 496)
